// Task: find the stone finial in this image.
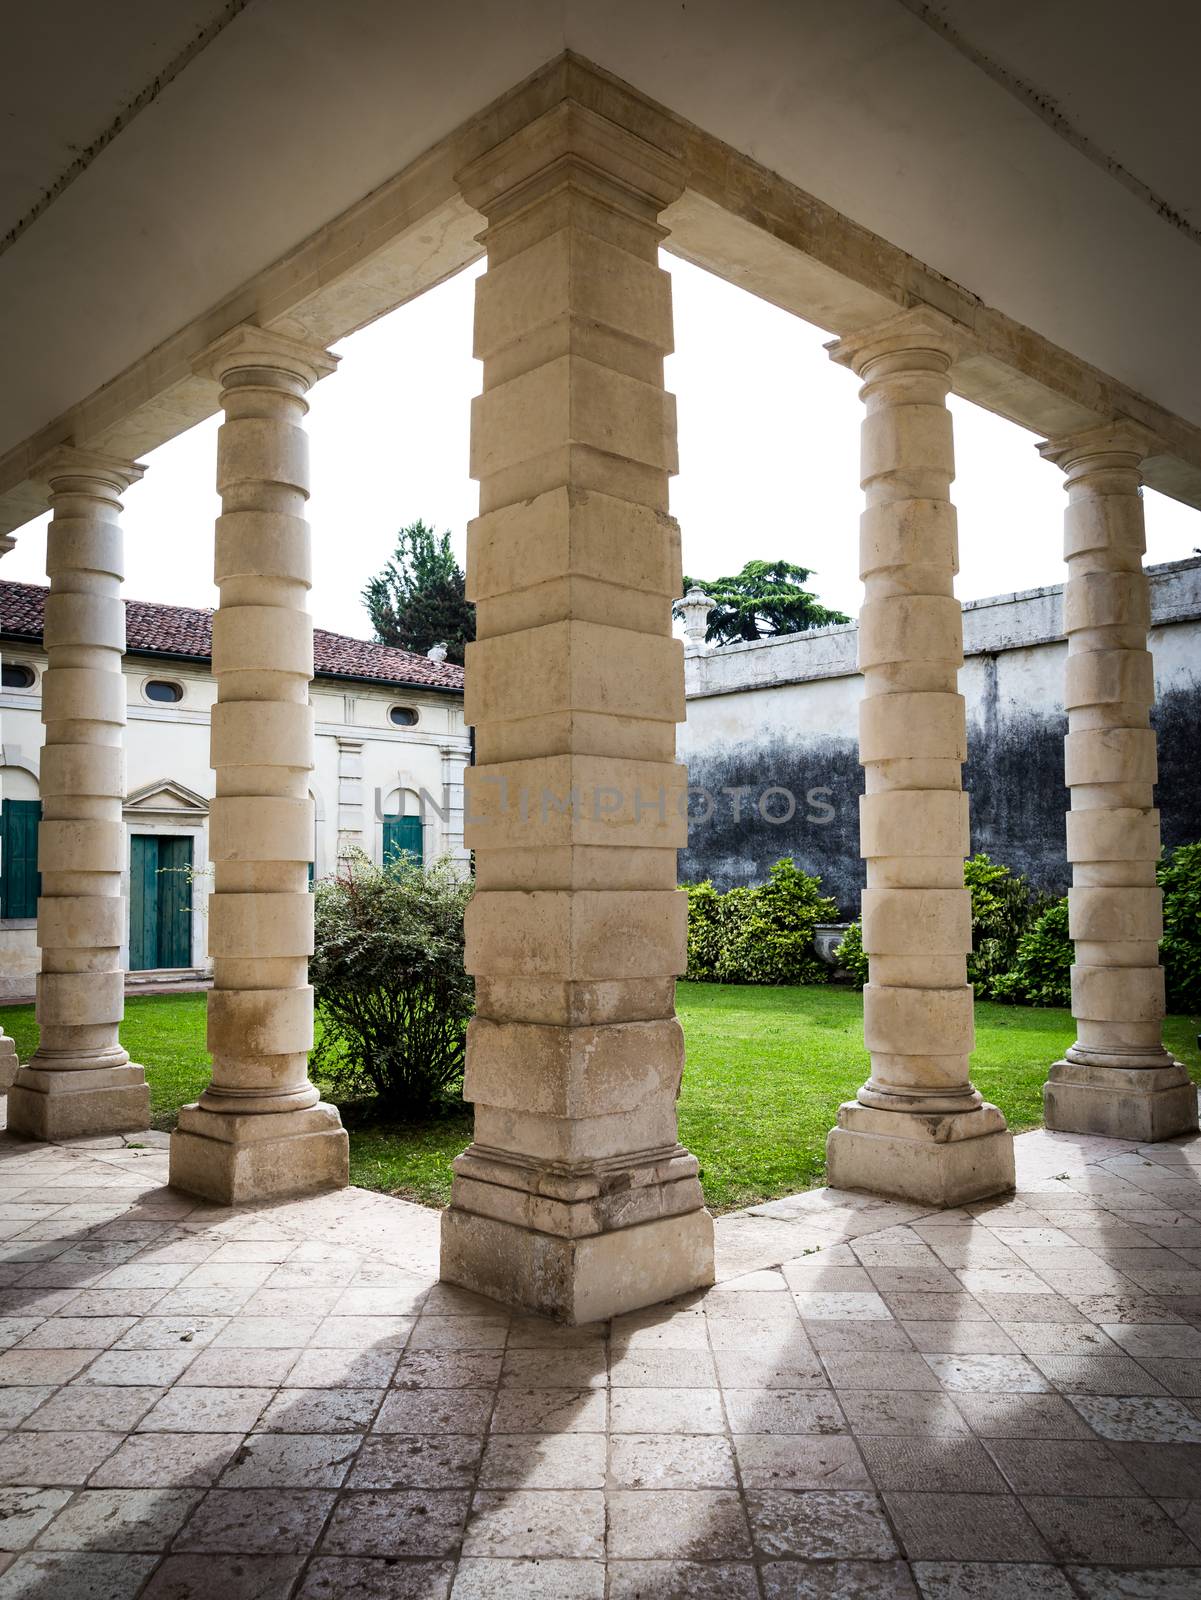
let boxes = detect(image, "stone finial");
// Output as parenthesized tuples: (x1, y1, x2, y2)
(426, 641, 449, 662)
(678, 587, 714, 648)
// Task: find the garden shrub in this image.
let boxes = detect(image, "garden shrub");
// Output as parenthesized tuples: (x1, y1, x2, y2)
(1159, 841, 1201, 1013)
(310, 851, 473, 1116)
(991, 897, 1073, 1008)
(964, 853, 1050, 999)
(833, 920, 869, 989)
(684, 858, 838, 985)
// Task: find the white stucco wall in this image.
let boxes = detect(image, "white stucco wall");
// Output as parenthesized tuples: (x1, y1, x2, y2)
(0, 651, 467, 999)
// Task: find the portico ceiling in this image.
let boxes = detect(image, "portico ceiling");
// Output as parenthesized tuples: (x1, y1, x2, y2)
(1, 0, 1198, 506)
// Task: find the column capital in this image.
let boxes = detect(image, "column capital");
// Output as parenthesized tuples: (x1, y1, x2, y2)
(1037, 418, 1159, 476)
(32, 445, 146, 498)
(826, 306, 971, 377)
(456, 100, 686, 225)
(194, 324, 339, 391)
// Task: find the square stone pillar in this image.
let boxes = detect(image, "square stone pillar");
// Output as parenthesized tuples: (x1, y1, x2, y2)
(438, 742, 470, 870)
(438, 101, 715, 1323)
(824, 310, 1014, 1207)
(168, 326, 349, 1204)
(1040, 422, 1197, 1141)
(8, 449, 151, 1139)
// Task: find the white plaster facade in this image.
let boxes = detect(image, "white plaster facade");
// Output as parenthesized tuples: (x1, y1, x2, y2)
(0, 604, 468, 1001)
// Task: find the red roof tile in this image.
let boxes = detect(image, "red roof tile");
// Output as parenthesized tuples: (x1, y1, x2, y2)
(0, 580, 464, 693)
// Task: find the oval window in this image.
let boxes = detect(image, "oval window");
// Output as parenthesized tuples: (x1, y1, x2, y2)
(389, 705, 418, 727)
(1, 663, 35, 689)
(145, 679, 184, 704)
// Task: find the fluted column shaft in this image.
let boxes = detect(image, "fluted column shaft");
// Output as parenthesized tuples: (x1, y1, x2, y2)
(169, 325, 348, 1203)
(8, 449, 150, 1139)
(438, 100, 714, 1322)
(1041, 422, 1196, 1141)
(825, 310, 1013, 1206)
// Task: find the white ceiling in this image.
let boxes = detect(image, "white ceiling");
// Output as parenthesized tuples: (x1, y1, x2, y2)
(1, 0, 1198, 467)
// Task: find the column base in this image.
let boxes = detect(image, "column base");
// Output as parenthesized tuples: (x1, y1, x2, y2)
(169, 1101, 349, 1205)
(6, 1065, 150, 1141)
(826, 1100, 1015, 1208)
(0, 1034, 17, 1092)
(440, 1205, 715, 1325)
(1044, 1058, 1198, 1143)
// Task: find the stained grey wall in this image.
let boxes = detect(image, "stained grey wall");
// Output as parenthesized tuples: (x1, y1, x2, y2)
(678, 558, 1201, 917)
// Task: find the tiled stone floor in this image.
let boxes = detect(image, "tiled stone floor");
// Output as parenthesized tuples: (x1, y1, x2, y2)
(1, 1121, 1200, 1598)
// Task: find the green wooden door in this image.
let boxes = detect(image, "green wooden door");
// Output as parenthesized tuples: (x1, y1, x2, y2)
(0, 798, 41, 918)
(383, 815, 424, 866)
(129, 835, 193, 970)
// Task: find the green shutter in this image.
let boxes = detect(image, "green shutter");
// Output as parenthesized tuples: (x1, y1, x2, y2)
(128, 835, 157, 971)
(0, 798, 41, 919)
(383, 815, 424, 867)
(129, 834, 194, 970)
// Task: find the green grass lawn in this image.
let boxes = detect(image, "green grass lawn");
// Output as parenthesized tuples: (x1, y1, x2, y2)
(3, 985, 1198, 1213)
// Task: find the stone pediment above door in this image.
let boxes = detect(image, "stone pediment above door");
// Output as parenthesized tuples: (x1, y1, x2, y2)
(124, 778, 210, 818)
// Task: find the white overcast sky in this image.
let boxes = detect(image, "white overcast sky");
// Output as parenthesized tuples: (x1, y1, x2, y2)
(5, 255, 1199, 635)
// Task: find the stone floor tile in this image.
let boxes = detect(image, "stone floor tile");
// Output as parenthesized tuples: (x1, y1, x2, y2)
(1069, 1294, 1184, 1324)
(390, 1351, 500, 1389)
(955, 1269, 1052, 1296)
(489, 1388, 605, 1434)
(0, 1386, 54, 1428)
(0, 1487, 72, 1550)
(500, 1350, 606, 1389)
(177, 1347, 301, 1386)
(611, 1433, 737, 1490)
(23, 1384, 161, 1431)
(825, 1353, 945, 1390)
(911, 1561, 1075, 1599)
(761, 1560, 920, 1598)
(608, 1559, 760, 1598)
(610, 1386, 721, 1434)
(859, 1436, 1007, 1492)
(333, 1284, 430, 1318)
(141, 1552, 306, 1599)
(217, 1431, 360, 1488)
(885, 1492, 1050, 1561)
(505, 1315, 606, 1349)
(903, 1322, 1018, 1355)
(15, 1315, 135, 1350)
(721, 1387, 845, 1434)
(867, 1266, 964, 1295)
(374, 1387, 493, 1434)
(408, 1317, 509, 1351)
(94, 1262, 192, 1289)
(1067, 1570, 1201, 1600)
(152, 1287, 256, 1318)
(924, 1354, 1052, 1392)
(0, 1429, 119, 1486)
(734, 1433, 869, 1490)
(976, 1293, 1090, 1323)
(77, 1348, 197, 1385)
(607, 1350, 716, 1389)
(137, 1385, 273, 1433)
(173, 1487, 335, 1551)
(1067, 1393, 1201, 1442)
(842, 1392, 971, 1436)
(299, 1556, 454, 1599)
(712, 1349, 827, 1387)
(782, 1263, 876, 1292)
(1001, 1323, 1120, 1355)
(211, 1316, 319, 1349)
(746, 1488, 897, 1560)
(1022, 1494, 1201, 1564)
(985, 1437, 1144, 1496)
(1101, 1323, 1201, 1357)
(883, 1293, 995, 1324)
(1104, 1440, 1201, 1497)
(90, 1430, 244, 1488)
(310, 1315, 413, 1349)
(287, 1348, 399, 1388)
(1137, 1358, 1201, 1395)
(256, 1387, 381, 1433)
(1031, 1354, 1168, 1394)
(179, 1262, 275, 1290)
(451, 1558, 603, 1599)
(478, 1432, 606, 1488)
(607, 1488, 750, 1560)
(949, 1392, 1097, 1438)
(793, 1292, 893, 1321)
(35, 1486, 201, 1550)
(462, 1488, 604, 1559)
(112, 1315, 227, 1350)
(0, 1551, 157, 1599)
(806, 1322, 916, 1353)
(349, 1434, 483, 1489)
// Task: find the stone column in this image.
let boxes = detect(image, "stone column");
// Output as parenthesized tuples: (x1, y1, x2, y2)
(8, 449, 150, 1138)
(1040, 421, 1196, 1140)
(438, 742, 469, 869)
(169, 326, 348, 1203)
(439, 101, 714, 1323)
(825, 309, 1014, 1205)
(0, 532, 19, 1087)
